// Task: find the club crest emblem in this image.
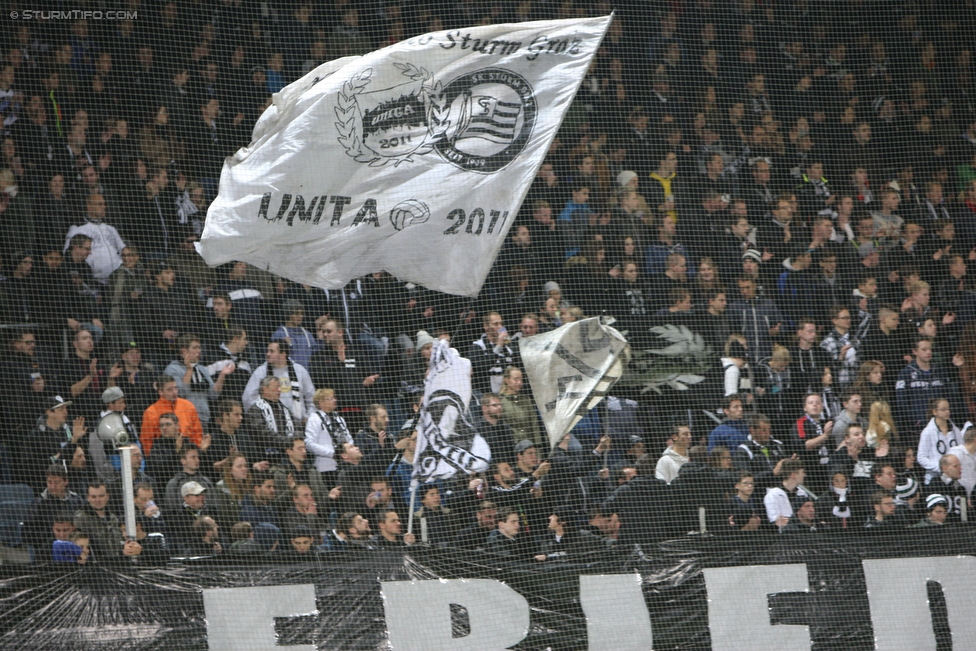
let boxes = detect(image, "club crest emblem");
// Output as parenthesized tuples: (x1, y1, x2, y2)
(335, 65, 535, 172)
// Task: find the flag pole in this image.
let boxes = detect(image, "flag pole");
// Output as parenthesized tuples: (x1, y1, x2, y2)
(406, 479, 418, 536)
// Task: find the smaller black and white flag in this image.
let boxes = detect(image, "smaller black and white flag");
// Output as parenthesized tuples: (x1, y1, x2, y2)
(414, 340, 490, 482)
(519, 317, 630, 449)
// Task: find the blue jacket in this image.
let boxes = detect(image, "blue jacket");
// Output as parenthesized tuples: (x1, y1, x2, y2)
(557, 201, 594, 258)
(707, 419, 750, 452)
(239, 496, 279, 529)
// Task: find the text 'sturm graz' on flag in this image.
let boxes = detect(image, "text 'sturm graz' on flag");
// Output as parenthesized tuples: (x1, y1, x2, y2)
(414, 340, 490, 483)
(519, 317, 630, 449)
(198, 16, 612, 298)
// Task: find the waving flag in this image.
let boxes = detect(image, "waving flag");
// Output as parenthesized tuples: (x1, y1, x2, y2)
(519, 317, 631, 449)
(198, 16, 612, 297)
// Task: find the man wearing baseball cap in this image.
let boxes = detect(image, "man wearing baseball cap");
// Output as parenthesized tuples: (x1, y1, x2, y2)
(28, 396, 84, 490)
(170, 480, 214, 554)
(89, 387, 139, 482)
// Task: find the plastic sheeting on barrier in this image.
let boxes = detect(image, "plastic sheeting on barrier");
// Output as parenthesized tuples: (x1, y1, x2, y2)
(0, 528, 973, 650)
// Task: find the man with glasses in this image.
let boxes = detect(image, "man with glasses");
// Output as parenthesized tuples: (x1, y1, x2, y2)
(863, 492, 900, 528)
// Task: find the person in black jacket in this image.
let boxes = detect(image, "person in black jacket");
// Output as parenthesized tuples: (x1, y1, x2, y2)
(601, 453, 671, 545)
(781, 495, 823, 533)
(453, 500, 498, 551)
(308, 317, 382, 421)
(485, 507, 541, 561)
(240, 377, 294, 466)
(727, 471, 762, 530)
(24, 465, 85, 551)
(671, 446, 737, 534)
(535, 505, 608, 561)
(789, 320, 832, 400)
(334, 439, 397, 514)
(138, 262, 200, 367)
(732, 413, 791, 492)
(542, 433, 612, 516)
(369, 510, 416, 549)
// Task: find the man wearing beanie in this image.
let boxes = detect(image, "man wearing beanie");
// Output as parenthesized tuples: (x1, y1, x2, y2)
(913, 494, 949, 527)
(893, 476, 922, 526)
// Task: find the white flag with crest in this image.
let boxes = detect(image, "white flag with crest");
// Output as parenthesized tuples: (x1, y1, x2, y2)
(198, 16, 612, 297)
(519, 317, 630, 449)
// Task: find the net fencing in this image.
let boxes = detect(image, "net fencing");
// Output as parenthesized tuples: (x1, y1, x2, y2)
(0, 1, 975, 649)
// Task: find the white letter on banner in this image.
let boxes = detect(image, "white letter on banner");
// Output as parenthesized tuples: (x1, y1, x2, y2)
(579, 574, 652, 651)
(202, 584, 317, 651)
(381, 579, 529, 651)
(863, 556, 976, 651)
(704, 565, 811, 651)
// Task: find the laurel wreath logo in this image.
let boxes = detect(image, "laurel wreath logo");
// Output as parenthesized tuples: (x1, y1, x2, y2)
(335, 64, 452, 167)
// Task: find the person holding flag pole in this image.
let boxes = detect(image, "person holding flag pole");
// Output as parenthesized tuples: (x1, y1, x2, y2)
(409, 339, 491, 540)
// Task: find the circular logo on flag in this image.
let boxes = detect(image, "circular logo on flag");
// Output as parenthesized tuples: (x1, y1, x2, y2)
(335, 65, 535, 173)
(435, 68, 537, 173)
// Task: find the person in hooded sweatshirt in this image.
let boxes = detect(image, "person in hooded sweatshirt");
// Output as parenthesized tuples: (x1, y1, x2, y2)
(656, 423, 692, 484)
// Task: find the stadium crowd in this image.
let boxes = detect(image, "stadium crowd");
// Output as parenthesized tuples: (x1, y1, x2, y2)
(1, 0, 976, 564)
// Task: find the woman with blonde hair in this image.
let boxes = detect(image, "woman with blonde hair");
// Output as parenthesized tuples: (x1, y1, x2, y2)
(498, 366, 543, 449)
(865, 400, 898, 453)
(693, 257, 723, 309)
(305, 387, 352, 489)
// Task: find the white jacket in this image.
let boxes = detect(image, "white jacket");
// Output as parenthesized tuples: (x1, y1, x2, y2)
(64, 219, 125, 282)
(764, 486, 793, 525)
(655, 447, 688, 484)
(304, 409, 352, 472)
(917, 418, 961, 483)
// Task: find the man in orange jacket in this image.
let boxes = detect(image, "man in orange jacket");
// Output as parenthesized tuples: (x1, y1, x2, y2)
(141, 374, 205, 455)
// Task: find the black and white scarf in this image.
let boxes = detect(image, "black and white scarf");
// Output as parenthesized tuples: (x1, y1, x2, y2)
(254, 397, 294, 437)
(188, 364, 210, 393)
(322, 410, 352, 446)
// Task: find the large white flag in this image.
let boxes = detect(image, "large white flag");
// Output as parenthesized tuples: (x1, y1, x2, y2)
(198, 16, 611, 297)
(519, 317, 630, 449)
(414, 339, 490, 483)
